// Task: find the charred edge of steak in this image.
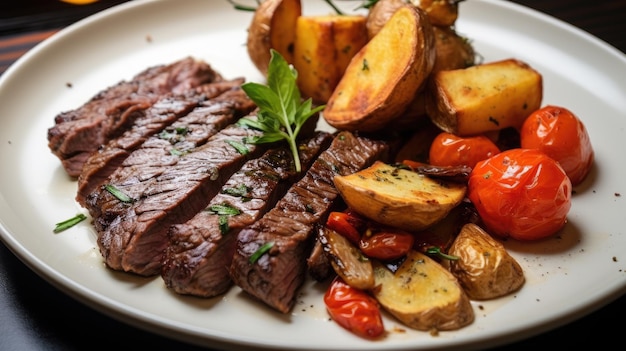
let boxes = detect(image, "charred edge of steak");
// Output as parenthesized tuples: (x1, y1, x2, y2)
(229, 131, 389, 313)
(76, 80, 253, 206)
(48, 57, 221, 177)
(86, 118, 267, 277)
(162, 131, 334, 297)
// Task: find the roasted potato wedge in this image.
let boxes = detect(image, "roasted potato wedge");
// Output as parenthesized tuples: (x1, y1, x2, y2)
(323, 5, 436, 132)
(318, 226, 375, 290)
(293, 15, 368, 104)
(371, 250, 474, 331)
(425, 58, 543, 136)
(247, 0, 301, 75)
(333, 161, 466, 232)
(409, 0, 460, 27)
(366, 0, 460, 38)
(448, 223, 525, 300)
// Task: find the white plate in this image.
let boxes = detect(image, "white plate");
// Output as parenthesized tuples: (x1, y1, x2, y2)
(1, 0, 625, 350)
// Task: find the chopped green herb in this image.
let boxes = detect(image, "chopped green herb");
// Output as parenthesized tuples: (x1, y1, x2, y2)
(249, 241, 275, 264)
(218, 215, 229, 234)
(53, 214, 87, 233)
(238, 50, 324, 173)
(222, 184, 251, 198)
(425, 246, 459, 261)
(104, 184, 133, 203)
(208, 203, 241, 216)
(226, 139, 250, 155)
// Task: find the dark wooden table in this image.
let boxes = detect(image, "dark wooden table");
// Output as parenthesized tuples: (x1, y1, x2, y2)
(1, 1, 625, 350)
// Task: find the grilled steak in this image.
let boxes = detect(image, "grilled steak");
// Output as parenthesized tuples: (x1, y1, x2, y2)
(162, 131, 333, 297)
(76, 82, 254, 206)
(85, 118, 267, 276)
(48, 57, 220, 177)
(229, 131, 388, 313)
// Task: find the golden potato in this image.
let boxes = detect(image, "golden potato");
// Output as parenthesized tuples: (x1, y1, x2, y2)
(425, 58, 543, 136)
(333, 161, 466, 232)
(448, 223, 525, 300)
(323, 5, 436, 132)
(366, 0, 460, 38)
(409, 0, 460, 27)
(247, 0, 301, 75)
(293, 15, 368, 104)
(371, 250, 474, 331)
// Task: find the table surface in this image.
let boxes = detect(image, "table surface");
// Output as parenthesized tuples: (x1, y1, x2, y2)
(1, 1, 625, 350)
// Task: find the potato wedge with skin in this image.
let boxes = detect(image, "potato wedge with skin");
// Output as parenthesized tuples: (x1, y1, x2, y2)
(333, 161, 466, 232)
(366, 0, 460, 38)
(318, 226, 375, 290)
(247, 0, 301, 76)
(371, 250, 474, 331)
(293, 15, 368, 104)
(448, 223, 525, 300)
(323, 5, 436, 132)
(425, 58, 543, 136)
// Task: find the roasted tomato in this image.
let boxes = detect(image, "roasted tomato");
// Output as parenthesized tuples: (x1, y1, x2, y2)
(520, 105, 594, 186)
(324, 276, 385, 339)
(359, 229, 414, 261)
(429, 132, 501, 168)
(467, 148, 572, 241)
(326, 210, 366, 245)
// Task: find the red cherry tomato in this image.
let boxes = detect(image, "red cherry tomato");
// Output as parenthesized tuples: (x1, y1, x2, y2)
(429, 132, 501, 168)
(359, 229, 414, 260)
(324, 276, 385, 339)
(468, 148, 572, 241)
(520, 105, 594, 186)
(326, 211, 365, 245)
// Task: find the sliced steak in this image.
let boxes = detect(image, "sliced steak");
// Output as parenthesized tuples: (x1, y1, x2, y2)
(76, 82, 254, 206)
(85, 118, 267, 276)
(162, 131, 333, 297)
(229, 131, 389, 313)
(48, 57, 221, 177)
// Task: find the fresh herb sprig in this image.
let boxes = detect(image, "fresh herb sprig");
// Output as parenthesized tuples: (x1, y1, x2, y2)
(238, 50, 324, 173)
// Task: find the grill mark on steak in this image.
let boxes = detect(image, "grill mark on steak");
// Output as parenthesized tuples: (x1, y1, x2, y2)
(85, 118, 267, 276)
(76, 82, 254, 206)
(48, 57, 221, 177)
(229, 131, 389, 313)
(162, 131, 334, 297)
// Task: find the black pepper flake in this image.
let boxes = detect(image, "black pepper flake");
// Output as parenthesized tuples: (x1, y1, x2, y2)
(615, 192, 621, 197)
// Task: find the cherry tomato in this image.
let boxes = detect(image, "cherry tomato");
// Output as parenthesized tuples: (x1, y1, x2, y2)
(429, 132, 501, 168)
(324, 277, 385, 339)
(468, 148, 572, 241)
(359, 229, 414, 260)
(326, 211, 365, 245)
(520, 105, 594, 186)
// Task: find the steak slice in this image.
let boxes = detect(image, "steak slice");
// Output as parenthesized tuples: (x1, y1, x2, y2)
(76, 81, 254, 206)
(162, 131, 333, 297)
(229, 131, 389, 313)
(85, 118, 267, 276)
(48, 57, 221, 177)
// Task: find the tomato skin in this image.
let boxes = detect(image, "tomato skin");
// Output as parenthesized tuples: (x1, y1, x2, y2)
(468, 148, 572, 241)
(359, 229, 414, 260)
(429, 132, 501, 168)
(326, 211, 365, 245)
(520, 105, 594, 186)
(324, 277, 385, 339)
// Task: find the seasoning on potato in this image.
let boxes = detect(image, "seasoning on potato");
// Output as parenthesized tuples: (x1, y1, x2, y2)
(425, 58, 543, 136)
(371, 250, 475, 331)
(333, 161, 466, 232)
